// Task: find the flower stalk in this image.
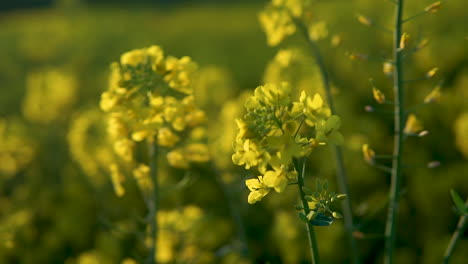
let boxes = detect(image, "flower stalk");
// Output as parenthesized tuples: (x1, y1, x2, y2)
(442, 198, 468, 264)
(294, 17, 360, 264)
(147, 140, 159, 264)
(293, 158, 320, 264)
(384, 0, 405, 263)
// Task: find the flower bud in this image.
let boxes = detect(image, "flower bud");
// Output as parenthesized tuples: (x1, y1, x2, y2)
(426, 67, 438, 78)
(383, 62, 394, 76)
(362, 144, 376, 164)
(427, 160, 441, 168)
(332, 212, 343, 219)
(357, 15, 372, 26)
(400, 32, 410, 50)
(372, 87, 386, 104)
(425, 1, 442, 13)
(424, 86, 441, 104)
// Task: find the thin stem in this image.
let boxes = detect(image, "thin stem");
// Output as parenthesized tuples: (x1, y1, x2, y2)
(211, 162, 250, 258)
(369, 163, 393, 173)
(442, 199, 468, 264)
(384, 1, 405, 263)
(293, 158, 320, 264)
(402, 10, 427, 23)
(293, 17, 360, 264)
(147, 140, 159, 264)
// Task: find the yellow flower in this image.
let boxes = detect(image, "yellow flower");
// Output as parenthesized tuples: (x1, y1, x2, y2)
(114, 138, 134, 162)
(185, 109, 206, 127)
(109, 164, 125, 197)
(404, 114, 424, 135)
(133, 164, 153, 195)
(259, 7, 296, 46)
(262, 166, 297, 193)
(383, 61, 394, 76)
(362, 144, 375, 164)
(357, 15, 372, 26)
(167, 149, 189, 168)
(400, 32, 410, 50)
(372, 87, 386, 104)
(308, 21, 328, 41)
(425, 1, 442, 13)
(157, 127, 180, 147)
(120, 48, 146, 66)
(107, 115, 128, 140)
(426, 67, 438, 78)
(163, 56, 197, 94)
(424, 86, 441, 104)
(246, 176, 271, 204)
(185, 143, 210, 163)
(232, 139, 261, 169)
(131, 129, 153, 142)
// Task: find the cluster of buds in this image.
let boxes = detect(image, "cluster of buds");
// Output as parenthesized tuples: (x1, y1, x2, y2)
(232, 82, 343, 204)
(298, 179, 347, 225)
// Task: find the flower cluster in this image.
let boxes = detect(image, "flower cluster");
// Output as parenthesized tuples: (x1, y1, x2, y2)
(232, 82, 343, 203)
(22, 69, 76, 123)
(259, 0, 312, 46)
(100, 46, 209, 173)
(0, 119, 36, 177)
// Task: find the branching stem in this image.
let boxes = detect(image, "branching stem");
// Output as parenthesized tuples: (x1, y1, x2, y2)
(293, 158, 320, 264)
(384, 0, 405, 263)
(147, 140, 159, 264)
(293, 17, 360, 264)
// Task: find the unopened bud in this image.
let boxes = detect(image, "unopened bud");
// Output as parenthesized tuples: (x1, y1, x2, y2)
(425, 1, 442, 13)
(365, 105, 375, 112)
(336, 194, 347, 200)
(357, 15, 373, 26)
(418, 130, 429, 137)
(307, 211, 316, 220)
(372, 87, 386, 104)
(427, 161, 441, 168)
(400, 32, 410, 50)
(332, 212, 343, 219)
(417, 39, 429, 50)
(383, 61, 394, 76)
(424, 86, 441, 104)
(362, 144, 376, 164)
(331, 35, 342, 47)
(349, 53, 369, 61)
(426, 67, 438, 78)
(404, 114, 424, 135)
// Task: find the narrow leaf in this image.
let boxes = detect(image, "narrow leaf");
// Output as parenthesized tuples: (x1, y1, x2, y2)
(450, 189, 466, 214)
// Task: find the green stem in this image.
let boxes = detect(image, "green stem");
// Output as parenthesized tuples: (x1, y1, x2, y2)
(147, 140, 159, 264)
(442, 199, 468, 264)
(294, 18, 360, 264)
(293, 158, 320, 264)
(384, 1, 405, 263)
(211, 163, 250, 258)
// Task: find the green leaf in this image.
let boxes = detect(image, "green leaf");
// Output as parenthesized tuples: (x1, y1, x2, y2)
(450, 189, 466, 214)
(316, 178, 322, 192)
(305, 195, 313, 202)
(302, 186, 313, 196)
(323, 180, 329, 191)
